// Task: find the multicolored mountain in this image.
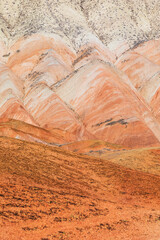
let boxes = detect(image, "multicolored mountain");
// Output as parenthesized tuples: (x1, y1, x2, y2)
(0, 1, 160, 239)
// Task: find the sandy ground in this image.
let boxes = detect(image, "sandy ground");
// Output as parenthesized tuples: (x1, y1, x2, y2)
(0, 137, 160, 240)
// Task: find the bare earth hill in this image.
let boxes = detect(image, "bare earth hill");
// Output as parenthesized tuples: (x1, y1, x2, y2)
(0, 137, 160, 240)
(0, 1, 160, 239)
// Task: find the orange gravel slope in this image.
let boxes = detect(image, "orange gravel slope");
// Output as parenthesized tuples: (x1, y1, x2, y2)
(0, 137, 160, 240)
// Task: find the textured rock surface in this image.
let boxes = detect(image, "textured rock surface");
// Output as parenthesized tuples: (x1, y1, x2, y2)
(1, 2, 160, 240)
(0, 118, 78, 144)
(0, 35, 160, 146)
(116, 42, 160, 103)
(56, 59, 160, 147)
(0, 1, 160, 147)
(0, 0, 160, 49)
(0, 63, 35, 125)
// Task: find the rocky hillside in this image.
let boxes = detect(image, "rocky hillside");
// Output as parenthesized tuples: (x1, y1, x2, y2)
(0, 0, 160, 49)
(0, 2, 160, 240)
(0, 0, 160, 148)
(0, 137, 160, 240)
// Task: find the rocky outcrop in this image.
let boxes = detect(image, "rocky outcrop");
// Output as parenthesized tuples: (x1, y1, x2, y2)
(0, 63, 36, 125)
(116, 49, 160, 103)
(56, 60, 160, 147)
(0, 1, 160, 147)
(0, 0, 160, 49)
(0, 33, 160, 147)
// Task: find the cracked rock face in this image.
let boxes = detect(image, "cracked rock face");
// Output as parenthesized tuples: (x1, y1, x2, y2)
(0, 1, 160, 147)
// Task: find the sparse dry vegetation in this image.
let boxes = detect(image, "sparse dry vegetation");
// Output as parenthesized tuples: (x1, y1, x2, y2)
(0, 137, 160, 239)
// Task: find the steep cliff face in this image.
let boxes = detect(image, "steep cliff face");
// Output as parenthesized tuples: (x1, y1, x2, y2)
(0, 1, 160, 147)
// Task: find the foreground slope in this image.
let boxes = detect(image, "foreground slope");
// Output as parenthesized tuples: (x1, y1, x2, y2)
(0, 137, 160, 240)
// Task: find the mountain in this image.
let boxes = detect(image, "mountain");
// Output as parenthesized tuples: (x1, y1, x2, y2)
(0, 1, 160, 147)
(0, 1, 160, 239)
(0, 33, 160, 147)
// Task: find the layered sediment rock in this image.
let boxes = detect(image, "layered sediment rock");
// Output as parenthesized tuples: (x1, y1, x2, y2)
(56, 60, 160, 147)
(0, 1, 160, 147)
